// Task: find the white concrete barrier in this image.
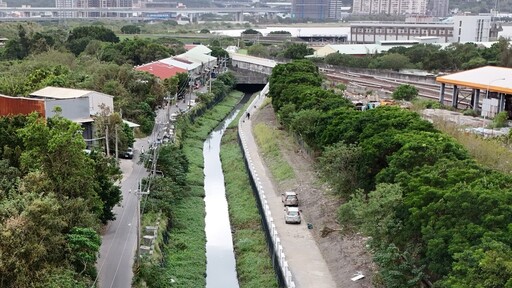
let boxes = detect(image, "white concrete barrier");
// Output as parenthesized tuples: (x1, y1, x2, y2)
(238, 83, 296, 288)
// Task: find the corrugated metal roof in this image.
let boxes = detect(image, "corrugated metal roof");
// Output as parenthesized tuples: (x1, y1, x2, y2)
(31, 86, 92, 99)
(229, 53, 277, 68)
(135, 62, 187, 80)
(180, 51, 217, 65)
(159, 57, 201, 71)
(187, 44, 212, 55)
(0, 95, 46, 117)
(436, 66, 512, 94)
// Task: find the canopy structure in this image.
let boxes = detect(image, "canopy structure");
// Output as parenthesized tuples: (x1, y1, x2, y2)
(436, 66, 512, 116)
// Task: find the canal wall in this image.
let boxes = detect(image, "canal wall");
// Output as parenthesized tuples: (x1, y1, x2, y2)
(237, 83, 296, 288)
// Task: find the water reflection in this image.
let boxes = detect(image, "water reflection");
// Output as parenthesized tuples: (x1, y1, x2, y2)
(204, 96, 248, 288)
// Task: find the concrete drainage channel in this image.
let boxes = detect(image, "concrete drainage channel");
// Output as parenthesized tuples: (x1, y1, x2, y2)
(237, 84, 296, 288)
(203, 94, 251, 288)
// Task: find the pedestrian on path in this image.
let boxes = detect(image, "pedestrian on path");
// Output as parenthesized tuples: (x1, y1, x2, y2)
(246, 112, 250, 119)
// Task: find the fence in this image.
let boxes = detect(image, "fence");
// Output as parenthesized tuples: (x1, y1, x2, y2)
(237, 83, 296, 288)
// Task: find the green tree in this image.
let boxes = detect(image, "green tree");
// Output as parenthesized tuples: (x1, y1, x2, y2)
(66, 26, 119, 56)
(120, 25, 141, 34)
(369, 53, 412, 70)
(66, 227, 101, 276)
(241, 29, 262, 35)
(392, 84, 418, 101)
(18, 114, 101, 226)
(283, 43, 314, 59)
(318, 142, 364, 196)
(247, 43, 269, 57)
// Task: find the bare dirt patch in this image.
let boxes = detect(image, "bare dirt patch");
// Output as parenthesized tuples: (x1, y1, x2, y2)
(252, 104, 376, 288)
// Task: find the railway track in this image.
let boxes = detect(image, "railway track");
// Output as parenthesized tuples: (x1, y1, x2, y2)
(323, 70, 473, 108)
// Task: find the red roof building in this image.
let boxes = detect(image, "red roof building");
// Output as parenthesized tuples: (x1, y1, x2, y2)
(135, 62, 187, 80)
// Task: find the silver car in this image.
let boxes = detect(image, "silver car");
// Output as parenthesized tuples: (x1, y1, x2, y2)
(284, 207, 301, 224)
(281, 191, 299, 206)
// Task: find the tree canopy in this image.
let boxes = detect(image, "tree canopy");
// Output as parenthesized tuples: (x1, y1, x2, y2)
(269, 60, 512, 287)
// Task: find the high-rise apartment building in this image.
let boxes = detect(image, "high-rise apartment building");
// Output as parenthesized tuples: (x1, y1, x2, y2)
(292, 0, 329, 19)
(453, 15, 493, 42)
(352, 0, 427, 15)
(55, 0, 74, 17)
(430, 0, 449, 17)
(328, 0, 343, 19)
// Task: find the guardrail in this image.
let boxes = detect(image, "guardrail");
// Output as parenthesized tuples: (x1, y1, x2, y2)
(237, 83, 296, 288)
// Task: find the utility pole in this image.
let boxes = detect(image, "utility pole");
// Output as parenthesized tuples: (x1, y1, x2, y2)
(115, 124, 119, 160)
(105, 125, 110, 157)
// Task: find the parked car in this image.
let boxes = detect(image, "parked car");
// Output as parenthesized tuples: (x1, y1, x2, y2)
(284, 206, 301, 224)
(121, 147, 134, 159)
(281, 191, 299, 206)
(170, 113, 178, 122)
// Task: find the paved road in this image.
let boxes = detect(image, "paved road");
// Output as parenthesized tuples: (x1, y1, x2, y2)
(239, 95, 337, 288)
(96, 92, 202, 288)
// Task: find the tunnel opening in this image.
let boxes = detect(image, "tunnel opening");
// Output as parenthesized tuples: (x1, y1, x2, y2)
(235, 83, 266, 93)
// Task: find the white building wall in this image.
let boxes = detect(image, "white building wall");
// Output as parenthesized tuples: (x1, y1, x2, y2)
(45, 98, 90, 121)
(88, 93, 114, 116)
(453, 15, 492, 43)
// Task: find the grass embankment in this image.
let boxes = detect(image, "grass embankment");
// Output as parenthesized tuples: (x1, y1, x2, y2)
(253, 123, 295, 182)
(164, 91, 244, 287)
(433, 120, 512, 173)
(220, 94, 278, 288)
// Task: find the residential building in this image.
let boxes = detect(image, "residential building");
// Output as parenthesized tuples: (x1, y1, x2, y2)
(452, 15, 493, 42)
(29, 87, 115, 144)
(292, 0, 329, 19)
(328, 0, 343, 19)
(55, 0, 74, 17)
(430, 0, 449, 17)
(351, 15, 501, 44)
(350, 22, 453, 43)
(352, 0, 427, 15)
(135, 62, 187, 80)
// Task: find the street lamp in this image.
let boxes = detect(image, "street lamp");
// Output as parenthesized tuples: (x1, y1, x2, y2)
(486, 77, 506, 99)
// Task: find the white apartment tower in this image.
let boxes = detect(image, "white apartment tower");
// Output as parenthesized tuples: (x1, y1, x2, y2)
(55, 0, 74, 17)
(453, 15, 492, 42)
(353, 0, 427, 15)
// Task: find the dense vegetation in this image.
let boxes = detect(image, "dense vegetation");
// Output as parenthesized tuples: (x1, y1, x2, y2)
(0, 24, 187, 134)
(269, 60, 512, 287)
(0, 114, 121, 286)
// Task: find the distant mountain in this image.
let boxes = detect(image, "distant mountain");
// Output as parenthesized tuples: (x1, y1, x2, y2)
(4, 0, 54, 7)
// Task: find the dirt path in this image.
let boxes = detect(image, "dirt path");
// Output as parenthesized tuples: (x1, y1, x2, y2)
(251, 103, 376, 288)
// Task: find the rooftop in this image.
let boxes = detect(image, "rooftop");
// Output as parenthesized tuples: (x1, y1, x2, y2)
(436, 66, 512, 94)
(30, 87, 94, 99)
(135, 62, 187, 80)
(230, 53, 277, 68)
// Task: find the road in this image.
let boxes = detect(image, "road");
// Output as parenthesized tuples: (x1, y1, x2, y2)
(239, 95, 337, 288)
(96, 91, 203, 288)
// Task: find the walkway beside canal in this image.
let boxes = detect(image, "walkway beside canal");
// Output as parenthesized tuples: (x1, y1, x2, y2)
(239, 95, 337, 288)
